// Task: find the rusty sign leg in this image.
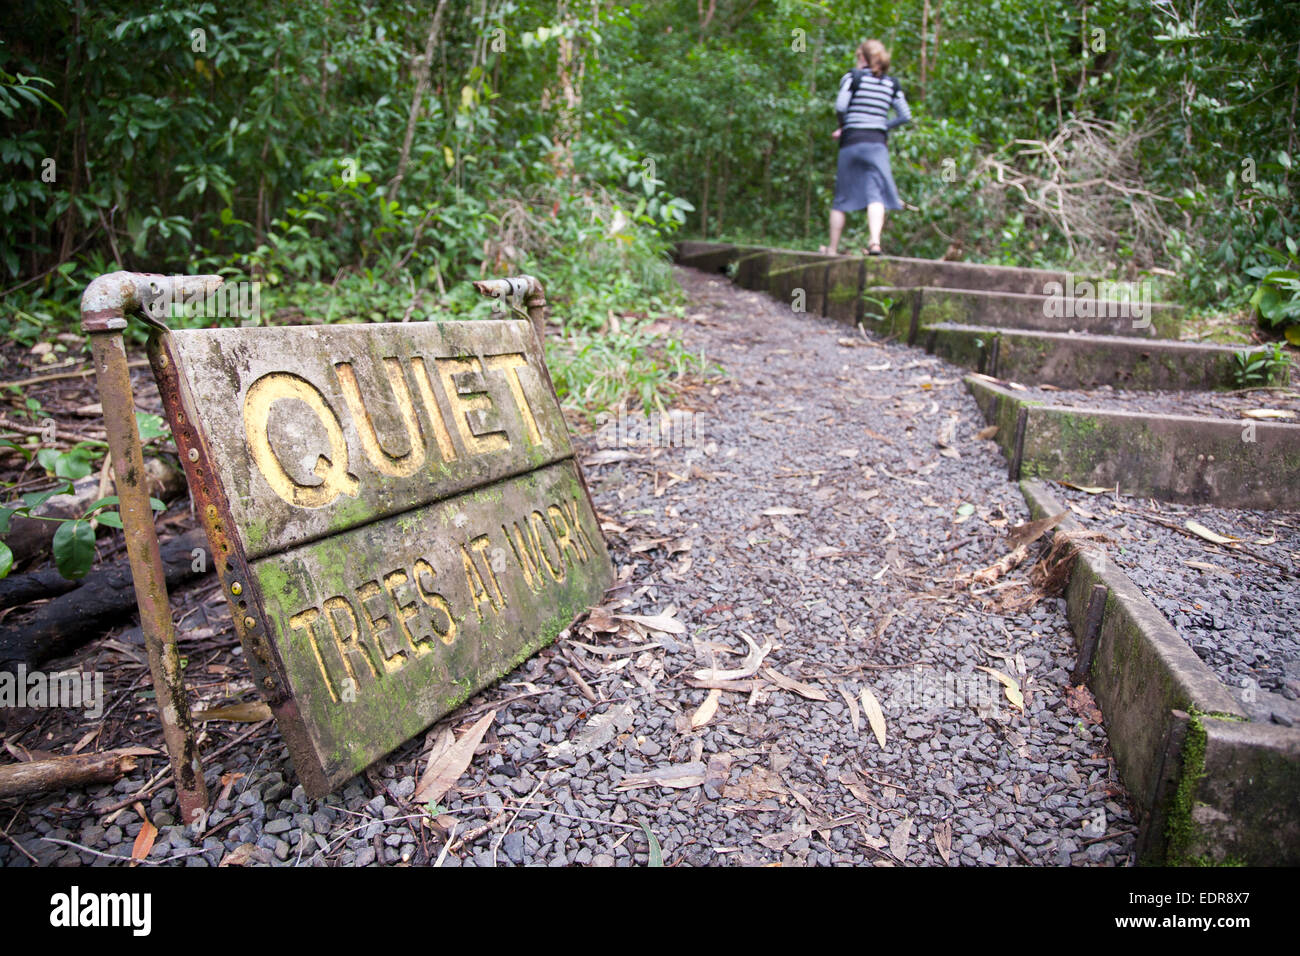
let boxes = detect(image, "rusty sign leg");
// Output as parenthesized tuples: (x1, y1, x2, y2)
(81, 272, 222, 827)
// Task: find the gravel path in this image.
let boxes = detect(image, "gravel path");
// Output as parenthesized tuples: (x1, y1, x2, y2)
(1007, 383, 1300, 420)
(0, 267, 1137, 867)
(1051, 483, 1300, 714)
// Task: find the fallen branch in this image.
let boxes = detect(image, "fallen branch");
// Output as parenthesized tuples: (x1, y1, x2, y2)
(0, 747, 156, 800)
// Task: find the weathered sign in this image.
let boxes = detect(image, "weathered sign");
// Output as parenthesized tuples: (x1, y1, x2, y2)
(147, 319, 612, 797)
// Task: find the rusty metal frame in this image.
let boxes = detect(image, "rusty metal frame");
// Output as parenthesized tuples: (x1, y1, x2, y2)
(80, 271, 223, 826)
(78, 269, 605, 810)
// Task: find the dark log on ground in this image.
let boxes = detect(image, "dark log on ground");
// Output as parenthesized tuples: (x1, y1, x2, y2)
(2, 455, 185, 567)
(0, 565, 80, 611)
(0, 528, 209, 670)
(0, 747, 156, 800)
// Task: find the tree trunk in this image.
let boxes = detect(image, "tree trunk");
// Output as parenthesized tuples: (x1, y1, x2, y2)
(388, 0, 451, 202)
(700, 154, 711, 240)
(920, 0, 929, 100)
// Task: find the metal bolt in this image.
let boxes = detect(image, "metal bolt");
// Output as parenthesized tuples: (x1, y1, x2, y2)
(231, 582, 243, 595)
(243, 615, 256, 629)
(188, 447, 199, 462)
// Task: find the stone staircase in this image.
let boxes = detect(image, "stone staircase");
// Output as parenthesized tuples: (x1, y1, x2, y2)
(677, 240, 1297, 511)
(674, 239, 1300, 865)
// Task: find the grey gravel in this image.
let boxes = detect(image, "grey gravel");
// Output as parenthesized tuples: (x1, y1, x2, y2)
(0, 267, 1138, 868)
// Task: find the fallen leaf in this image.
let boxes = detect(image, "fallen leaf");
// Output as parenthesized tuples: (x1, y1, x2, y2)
(582, 606, 620, 633)
(976, 666, 1025, 711)
(1064, 684, 1103, 724)
(836, 448, 860, 458)
(723, 768, 788, 801)
(1060, 481, 1109, 494)
(1006, 511, 1067, 550)
(1184, 519, 1240, 546)
(757, 831, 796, 851)
(1241, 408, 1296, 419)
(762, 666, 831, 701)
(761, 506, 809, 517)
(639, 818, 664, 866)
(193, 701, 272, 723)
(935, 820, 952, 864)
(972, 544, 1029, 585)
(889, 816, 912, 862)
(690, 688, 722, 729)
(412, 709, 497, 805)
(860, 687, 887, 748)
(131, 815, 157, 866)
(616, 761, 708, 791)
(219, 843, 260, 867)
(705, 752, 733, 791)
(976, 425, 999, 440)
(838, 684, 861, 733)
(616, 612, 686, 635)
(553, 701, 636, 758)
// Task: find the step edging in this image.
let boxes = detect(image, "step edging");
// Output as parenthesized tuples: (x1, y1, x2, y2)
(1020, 478, 1299, 865)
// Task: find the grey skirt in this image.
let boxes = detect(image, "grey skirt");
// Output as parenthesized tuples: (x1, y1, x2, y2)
(833, 141, 902, 212)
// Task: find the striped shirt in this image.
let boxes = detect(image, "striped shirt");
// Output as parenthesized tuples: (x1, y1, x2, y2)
(836, 71, 912, 132)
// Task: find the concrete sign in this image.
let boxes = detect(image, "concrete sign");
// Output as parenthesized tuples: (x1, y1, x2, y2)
(147, 319, 612, 797)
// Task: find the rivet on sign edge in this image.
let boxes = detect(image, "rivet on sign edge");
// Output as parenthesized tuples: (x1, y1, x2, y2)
(243, 615, 256, 629)
(230, 582, 243, 595)
(188, 447, 200, 462)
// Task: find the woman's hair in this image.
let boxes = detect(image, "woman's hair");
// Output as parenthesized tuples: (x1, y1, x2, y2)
(857, 39, 890, 77)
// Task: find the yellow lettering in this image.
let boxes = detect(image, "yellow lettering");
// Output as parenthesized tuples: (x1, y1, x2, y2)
(547, 504, 583, 568)
(461, 544, 497, 623)
(436, 356, 510, 455)
(559, 497, 593, 561)
(324, 594, 380, 681)
(503, 520, 544, 592)
(483, 352, 543, 444)
(382, 569, 423, 653)
(290, 606, 342, 702)
(530, 509, 566, 583)
(334, 358, 427, 478)
(410, 357, 459, 462)
(356, 579, 406, 669)
(243, 372, 359, 508)
(470, 534, 507, 609)
(414, 558, 456, 645)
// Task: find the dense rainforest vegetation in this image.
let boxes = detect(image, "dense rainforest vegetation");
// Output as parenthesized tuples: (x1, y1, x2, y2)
(2, 0, 1299, 391)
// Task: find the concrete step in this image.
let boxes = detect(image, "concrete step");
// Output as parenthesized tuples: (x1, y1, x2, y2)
(869, 286, 1182, 340)
(674, 241, 1106, 297)
(966, 374, 1300, 510)
(919, 324, 1287, 391)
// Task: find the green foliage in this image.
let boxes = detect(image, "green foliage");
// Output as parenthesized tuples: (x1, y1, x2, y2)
(1247, 236, 1300, 342)
(1231, 343, 1291, 388)
(0, 483, 165, 582)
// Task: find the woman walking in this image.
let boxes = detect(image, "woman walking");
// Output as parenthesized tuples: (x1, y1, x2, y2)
(823, 39, 911, 256)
